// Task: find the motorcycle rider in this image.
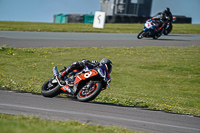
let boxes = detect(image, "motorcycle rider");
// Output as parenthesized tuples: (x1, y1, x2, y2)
(162, 7, 173, 23)
(151, 7, 172, 36)
(60, 58, 113, 82)
(154, 7, 172, 23)
(149, 13, 167, 37)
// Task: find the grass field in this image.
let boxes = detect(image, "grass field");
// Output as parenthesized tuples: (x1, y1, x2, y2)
(0, 21, 200, 34)
(0, 46, 199, 116)
(0, 114, 136, 133)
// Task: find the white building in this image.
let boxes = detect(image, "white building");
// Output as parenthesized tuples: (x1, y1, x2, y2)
(101, 0, 200, 24)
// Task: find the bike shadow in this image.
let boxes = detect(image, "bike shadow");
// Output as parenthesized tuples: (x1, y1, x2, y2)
(167, 34, 196, 37)
(142, 38, 190, 41)
(90, 101, 149, 109)
(56, 94, 149, 109)
(157, 39, 189, 41)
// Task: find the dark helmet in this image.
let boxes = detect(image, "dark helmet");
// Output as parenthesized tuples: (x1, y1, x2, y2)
(163, 7, 170, 14)
(100, 58, 113, 73)
(165, 7, 170, 12)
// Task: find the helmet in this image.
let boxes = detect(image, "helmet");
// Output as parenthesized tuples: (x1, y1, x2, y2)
(165, 7, 170, 12)
(163, 7, 170, 14)
(100, 58, 113, 73)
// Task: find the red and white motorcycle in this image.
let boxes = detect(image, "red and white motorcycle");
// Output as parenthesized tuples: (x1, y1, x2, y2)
(41, 64, 111, 102)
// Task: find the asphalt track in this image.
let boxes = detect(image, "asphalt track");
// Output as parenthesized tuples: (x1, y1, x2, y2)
(0, 31, 200, 47)
(0, 90, 200, 133)
(0, 31, 200, 132)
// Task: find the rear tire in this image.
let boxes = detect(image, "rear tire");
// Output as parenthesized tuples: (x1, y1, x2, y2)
(41, 77, 61, 98)
(77, 81, 102, 102)
(164, 24, 173, 35)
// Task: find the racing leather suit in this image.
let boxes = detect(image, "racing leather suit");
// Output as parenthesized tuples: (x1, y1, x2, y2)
(61, 59, 99, 79)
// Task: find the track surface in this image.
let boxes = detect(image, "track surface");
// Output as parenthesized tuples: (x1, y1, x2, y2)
(0, 31, 200, 132)
(0, 90, 200, 133)
(0, 31, 200, 47)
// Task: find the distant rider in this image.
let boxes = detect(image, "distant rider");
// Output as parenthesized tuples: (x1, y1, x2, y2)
(150, 7, 173, 37)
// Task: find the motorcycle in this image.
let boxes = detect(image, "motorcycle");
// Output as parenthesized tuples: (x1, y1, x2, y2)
(41, 64, 111, 102)
(137, 19, 164, 39)
(138, 12, 176, 39)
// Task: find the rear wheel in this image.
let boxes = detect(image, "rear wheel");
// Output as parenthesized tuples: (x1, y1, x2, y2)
(164, 24, 173, 35)
(77, 81, 102, 102)
(41, 77, 61, 98)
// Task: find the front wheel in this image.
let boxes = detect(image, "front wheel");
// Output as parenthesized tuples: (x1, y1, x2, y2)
(77, 81, 102, 102)
(41, 77, 61, 98)
(137, 31, 145, 39)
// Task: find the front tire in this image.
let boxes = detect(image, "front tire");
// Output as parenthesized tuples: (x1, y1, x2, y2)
(77, 81, 102, 102)
(137, 31, 145, 39)
(41, 77, 61, 98)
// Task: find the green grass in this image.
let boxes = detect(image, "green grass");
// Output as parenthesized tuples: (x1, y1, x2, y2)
(0, 114, 136, 133)
(0, 46, 200, 116)
(0, 21, 200, 34)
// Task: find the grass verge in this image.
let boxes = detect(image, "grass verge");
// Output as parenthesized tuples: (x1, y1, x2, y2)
(0, 46, 200, 116)
(0, 114, 136, 133)
(0, 21, 200, 34)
